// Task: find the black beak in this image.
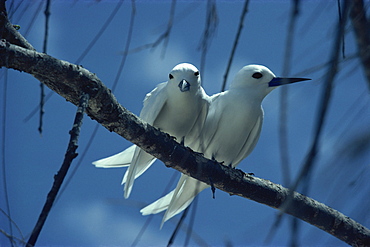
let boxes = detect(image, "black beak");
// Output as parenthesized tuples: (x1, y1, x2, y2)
(268, 77, 311, 87)
(178, 79, 190, 92)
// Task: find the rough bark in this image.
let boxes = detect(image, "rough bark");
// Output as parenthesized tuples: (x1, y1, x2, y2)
(0, 41, 369, 246)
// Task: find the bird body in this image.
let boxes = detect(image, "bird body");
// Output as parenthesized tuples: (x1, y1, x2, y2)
(141, 65, 310, 226)
(93, 63, 210, 198)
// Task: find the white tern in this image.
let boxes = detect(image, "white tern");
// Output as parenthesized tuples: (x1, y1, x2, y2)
(93, 63, 210, 198)
(140, 64, 310, 226)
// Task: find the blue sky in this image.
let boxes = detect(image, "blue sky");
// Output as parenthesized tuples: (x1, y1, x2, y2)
(1, 0, 370, 246)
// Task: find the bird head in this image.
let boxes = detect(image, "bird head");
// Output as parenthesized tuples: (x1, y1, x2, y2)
(168, 63, 201, 93)
(230, 64, 310, 98)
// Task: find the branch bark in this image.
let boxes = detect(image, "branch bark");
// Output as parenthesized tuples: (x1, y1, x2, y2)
(26, 93, 90, 247)
(0, 1, 35, 51)
(1, 40, 369, 246)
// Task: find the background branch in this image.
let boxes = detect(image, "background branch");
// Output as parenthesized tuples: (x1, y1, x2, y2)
(0, 41, 369, 246)
(0, 0, 34, 50)
(26, 93, 90, 247)
(350, 0, 370, 91)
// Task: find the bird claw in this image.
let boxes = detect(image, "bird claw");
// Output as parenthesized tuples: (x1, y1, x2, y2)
(180, 136, 185, 145)
(209, 177, 216, 199)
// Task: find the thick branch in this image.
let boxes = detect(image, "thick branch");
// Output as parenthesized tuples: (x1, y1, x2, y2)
(0, 41, 369, 246)
(0, 1, 35, 50)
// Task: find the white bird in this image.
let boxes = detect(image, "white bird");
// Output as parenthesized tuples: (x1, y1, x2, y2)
(93, 63, 210, 198)
(140, 64, 310, 226)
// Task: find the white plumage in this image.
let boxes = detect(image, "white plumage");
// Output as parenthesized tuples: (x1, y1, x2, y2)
(93, 63, 210, 198)
(140, 64, 310, 226)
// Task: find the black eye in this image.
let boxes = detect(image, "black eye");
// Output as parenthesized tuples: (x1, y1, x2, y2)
(194, 71, 199, 76)
(252, 72, 263, 79)
(169, 74, 174, 80)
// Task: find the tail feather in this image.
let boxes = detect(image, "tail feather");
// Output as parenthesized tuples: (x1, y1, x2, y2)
(140, 190, 175, 215)
(92, 145, 135, 168)
(161, 175, 209, 226)
(124, 148, 156, 198)
(121, 158, 156, 185)
(140, 174, 209, 228)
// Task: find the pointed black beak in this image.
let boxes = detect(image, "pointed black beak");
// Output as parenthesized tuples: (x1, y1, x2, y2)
(178, 79, 190, 92)
(268, 77, 311, 87)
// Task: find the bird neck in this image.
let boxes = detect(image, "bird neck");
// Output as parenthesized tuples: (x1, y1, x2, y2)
(228, 86, 267, 104)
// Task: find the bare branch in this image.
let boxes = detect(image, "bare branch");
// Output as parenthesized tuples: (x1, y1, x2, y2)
(272, 0, 302, 244)
(0, 0, 34, 50)
(1, 69, 13, 247)
(287, 0, 349, 200)
(75, 0, 124, 65)
(221, 0, 249, 92)
(26, 93, 90, 247)
(38, 0, 51, 135)
(198, 0, 219, 83)
(1, 41, 369, 246)
(126, 0, 176, 57)
(350, 0, 370, 91)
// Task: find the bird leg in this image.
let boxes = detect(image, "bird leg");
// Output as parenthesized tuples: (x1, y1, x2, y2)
(209, 177, 216, 199)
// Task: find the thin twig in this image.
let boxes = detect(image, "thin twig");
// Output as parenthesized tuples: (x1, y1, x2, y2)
(23, 0, 124, 123)
(198, 0, 218, 83)
(55, 0, 136, 207)
(161, 0, 176, 58)
(22, 0, 43, 39)
(126, 0, 176, 58)
(131, 171, 179, 247)
(55, 123, 99, 205)
(279, 0, 300, 189)
(278, 0, 300, 246)
(112, 0, 136, 92)
(23, 92, 52, 122)
(26, 93, 90, 247)
(167, 205, 190, 247)
(350, 0, 370, 91)
(184, 195, 199, 246)
(1, 69, 13, 247)
(0, 1, 35, 50)
(75, 0, 124, 65)
(38, 0, 51, 135)
(0, 229, 25, 246)
(279, 0, 350, 221)
(0, 207, 25, 242)
(221, 0, 249, 92)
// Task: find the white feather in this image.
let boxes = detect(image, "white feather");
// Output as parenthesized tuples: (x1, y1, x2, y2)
(141, 64, 300, 225)
(93, 63, 210, 199)
(92, 145, 135, 168)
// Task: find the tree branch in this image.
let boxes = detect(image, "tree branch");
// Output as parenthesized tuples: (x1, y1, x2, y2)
(0, 0, 35, 51)
(26, 93, 90, 247)
(350, 0, 370, 91)
(0, 40, 369, 246)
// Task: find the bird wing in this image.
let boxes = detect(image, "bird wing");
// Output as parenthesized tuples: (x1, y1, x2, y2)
(198, 93, 223, 156)
(184, 91, 211, 149)
(139, 81, 168, 124)
(124, 82, 169, 198)
(232, 113, 263, 166)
